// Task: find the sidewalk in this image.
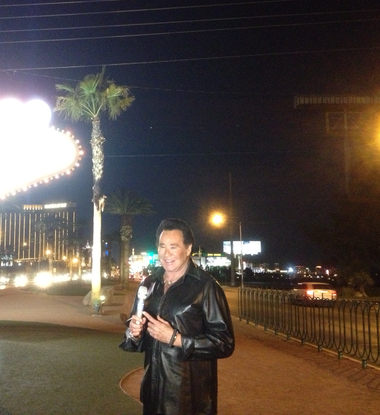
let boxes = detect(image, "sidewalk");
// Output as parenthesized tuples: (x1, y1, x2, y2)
(1, 286, 380, 414)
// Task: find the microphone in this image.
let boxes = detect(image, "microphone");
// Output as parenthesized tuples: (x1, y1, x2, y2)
(136, 286, 148, 318)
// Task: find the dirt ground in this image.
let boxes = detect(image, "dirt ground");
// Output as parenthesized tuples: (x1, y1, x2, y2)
(121, 317, 380, 415)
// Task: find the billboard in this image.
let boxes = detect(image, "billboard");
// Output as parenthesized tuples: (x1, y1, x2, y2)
(223, 241, 261, 255)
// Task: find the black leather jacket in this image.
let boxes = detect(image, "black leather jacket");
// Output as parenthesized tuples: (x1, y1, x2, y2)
(122, 260, 235, 415)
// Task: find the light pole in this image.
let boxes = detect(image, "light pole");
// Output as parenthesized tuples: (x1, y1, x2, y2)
(210, 213, 244, 286)
(228, 173, 235, 287)
(238, 221, 244, 288)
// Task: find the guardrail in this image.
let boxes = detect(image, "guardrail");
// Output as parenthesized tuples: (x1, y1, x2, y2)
(238, 288, 380, 367)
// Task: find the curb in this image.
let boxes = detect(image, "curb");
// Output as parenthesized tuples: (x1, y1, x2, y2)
(119, 366, 144, 405)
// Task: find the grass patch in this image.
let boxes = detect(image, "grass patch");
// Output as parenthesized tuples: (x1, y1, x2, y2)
(45, 283, 91, 296)
(23, 282, 91, 296)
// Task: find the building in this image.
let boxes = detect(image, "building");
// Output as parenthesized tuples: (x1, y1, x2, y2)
(0, 202, 77, 270)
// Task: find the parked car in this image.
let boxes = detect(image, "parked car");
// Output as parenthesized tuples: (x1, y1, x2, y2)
(292, 282, 337, 300)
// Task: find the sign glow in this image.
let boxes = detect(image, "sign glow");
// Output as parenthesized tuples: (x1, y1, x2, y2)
(0, 99, 82, 199)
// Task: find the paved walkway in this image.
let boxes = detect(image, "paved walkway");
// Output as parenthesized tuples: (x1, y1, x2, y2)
(1, 285, 380, 414)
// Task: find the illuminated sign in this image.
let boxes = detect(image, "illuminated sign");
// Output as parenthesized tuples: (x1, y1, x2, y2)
(23, 203, 75, 211)
(223, 241, 261, 255)
(44, 203, 68, 209)
(0, 99, 83, 199)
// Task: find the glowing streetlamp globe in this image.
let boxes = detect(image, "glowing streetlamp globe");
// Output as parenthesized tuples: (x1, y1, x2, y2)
(211, 213, 224, 226)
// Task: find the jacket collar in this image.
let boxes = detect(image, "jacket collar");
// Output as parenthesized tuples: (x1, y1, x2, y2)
(152, 259, 201, 282)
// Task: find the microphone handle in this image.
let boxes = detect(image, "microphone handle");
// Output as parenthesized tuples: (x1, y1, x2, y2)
(136, 299, 144, 318)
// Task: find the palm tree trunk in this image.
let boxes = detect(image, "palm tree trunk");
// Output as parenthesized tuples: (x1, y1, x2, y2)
(90, 117, 105, 309)
(120, 217, 133, 289)
(120, 241, 125, 288)
(92, 204, 101, 304)
(122, 238, 130, 289)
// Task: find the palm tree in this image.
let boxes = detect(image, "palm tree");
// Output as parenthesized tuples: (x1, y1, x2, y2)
(102, 230, 120, 280)
(54, 68, 134, 308)
(105, 189, 155, 288)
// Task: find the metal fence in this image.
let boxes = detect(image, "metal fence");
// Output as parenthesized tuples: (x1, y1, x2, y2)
(238, 287, 380, 367)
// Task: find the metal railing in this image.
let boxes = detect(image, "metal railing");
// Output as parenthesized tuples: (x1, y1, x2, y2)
(238, 287, 380, 367)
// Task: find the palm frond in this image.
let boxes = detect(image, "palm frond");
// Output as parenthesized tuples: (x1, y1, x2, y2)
(55, 83, 76, 93)
(54, 68, 134, 122)
(105, 189, 155, 216)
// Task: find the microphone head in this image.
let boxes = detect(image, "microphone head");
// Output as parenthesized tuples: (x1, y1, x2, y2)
(137, 285, 148, 300)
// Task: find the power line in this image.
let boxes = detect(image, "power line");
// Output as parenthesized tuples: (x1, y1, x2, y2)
(1, 17, 380, 45)
(1, 70, 286, 95)
(0, 0, 379, 22)
(2, 44, 380, 72)
(0, 0, 120, 7)
(0, 1, 298, 20)
(0, 0, 293, 7)
(104, 150, 293, 158)
(1, 10, 379, 36)
(0, 16, 287, 35)
(0, 0, 307, 10)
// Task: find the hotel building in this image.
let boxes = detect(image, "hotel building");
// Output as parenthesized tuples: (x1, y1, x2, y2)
(0, 202, 77, 268)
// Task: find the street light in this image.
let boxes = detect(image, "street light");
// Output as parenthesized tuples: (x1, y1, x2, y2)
(210, 213, 244, 287)
(238, 221, 244, 288)
(210, 212, 233, 284)
(212, 213, 224, 226)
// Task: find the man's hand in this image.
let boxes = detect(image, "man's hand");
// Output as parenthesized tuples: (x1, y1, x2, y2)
(129, 314, 147, 339)
(143, 311, 175, 344)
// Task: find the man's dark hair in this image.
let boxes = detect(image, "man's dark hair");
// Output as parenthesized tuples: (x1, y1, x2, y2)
(156, 218, 195, 247)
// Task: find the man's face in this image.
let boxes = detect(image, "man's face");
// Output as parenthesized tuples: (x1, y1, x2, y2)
(158, 229, 192, 278)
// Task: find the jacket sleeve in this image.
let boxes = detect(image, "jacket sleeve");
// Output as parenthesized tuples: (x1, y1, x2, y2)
(119, 328, 145, 352)
(180, 280, 235, 360)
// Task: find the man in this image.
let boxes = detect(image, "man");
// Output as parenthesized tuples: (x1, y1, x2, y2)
(121, 218, 235, 415)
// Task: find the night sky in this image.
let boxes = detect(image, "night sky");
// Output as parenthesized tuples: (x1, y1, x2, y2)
(2, 0, 380, 268)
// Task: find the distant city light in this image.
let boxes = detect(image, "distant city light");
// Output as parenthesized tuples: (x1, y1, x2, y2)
(0, 98, 83, 199)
